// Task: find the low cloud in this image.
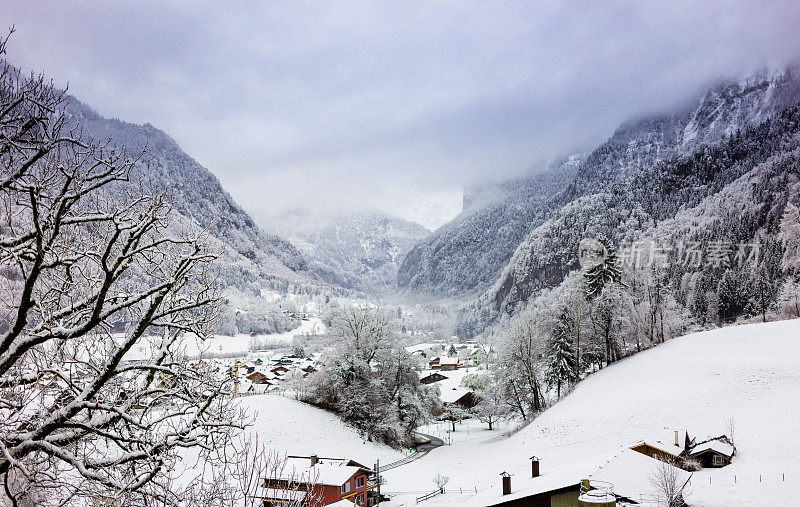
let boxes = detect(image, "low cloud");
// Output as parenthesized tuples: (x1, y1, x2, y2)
(3, 1, 800, 228)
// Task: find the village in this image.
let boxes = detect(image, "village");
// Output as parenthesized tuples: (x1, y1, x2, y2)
(192, 336, 744, 507)
(16, 314, 762, 507)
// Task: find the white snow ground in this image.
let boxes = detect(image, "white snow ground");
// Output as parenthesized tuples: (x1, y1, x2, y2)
(122, 317, 325, 361)
(174, 395, 404, 488)
(380, 318, 800, 506)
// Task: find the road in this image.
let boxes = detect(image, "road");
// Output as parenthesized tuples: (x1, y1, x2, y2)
(379, 432, 445, 472)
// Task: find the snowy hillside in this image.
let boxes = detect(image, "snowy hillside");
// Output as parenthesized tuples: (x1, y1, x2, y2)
(455, 64, 800, 336)
(397, 156, 582, 298)
(380, 318, 800, 506)
(258, 209, 429, 295)
(61, 97, 327, 299)
(174, 395, 404, 487)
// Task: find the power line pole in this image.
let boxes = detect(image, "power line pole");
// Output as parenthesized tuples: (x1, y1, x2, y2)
(376, 458, 381, 506)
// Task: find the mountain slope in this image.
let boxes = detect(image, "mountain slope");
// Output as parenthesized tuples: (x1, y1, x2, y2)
(476, 67, 800, 329)
(259, 209, 429, 295)
(399, 65, 800, 310)
(396, 155, 583, 298)
(63, 97, 324, 298)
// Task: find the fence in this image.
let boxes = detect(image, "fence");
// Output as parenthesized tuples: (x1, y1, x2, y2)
(689, 471, 793, 486)
(415, 487, 443, 504)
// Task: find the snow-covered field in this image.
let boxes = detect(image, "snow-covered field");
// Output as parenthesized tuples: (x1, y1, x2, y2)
(123, 317, 325, 361)
(194, 317, 325, 355)
(174, 395, 405, 487)
(382, 319, 800, 506)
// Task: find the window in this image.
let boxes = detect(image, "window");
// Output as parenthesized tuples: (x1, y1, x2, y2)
(341, 481, 351, 494)
(356, 475, 365, 488)
(356, 494, 364, 505)
(713, 455, 725, 466)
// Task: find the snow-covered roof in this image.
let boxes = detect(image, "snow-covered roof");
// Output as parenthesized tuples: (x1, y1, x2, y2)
(690, 439, 734, 457)
(474, 448, 690, 506)
(476, 453, 608, 505)
(588, 449, 691, 502)
(420, 367, 483, 403)
(630, 439, 685, 458)
(441, 386, 473, 404)
(283, 456, 370, 486)
(439, 357, 458, 365)
(405, 342, 436, 354)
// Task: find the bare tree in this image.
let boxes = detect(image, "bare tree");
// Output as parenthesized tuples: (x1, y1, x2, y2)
(648, 457, 687, 507)
(0, 31, 241, 505)
(433, 472, 449, 493)
(725, 415, 736, 446)
(181, 433, 321, 507)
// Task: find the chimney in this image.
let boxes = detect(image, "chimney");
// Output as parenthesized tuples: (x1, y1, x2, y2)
(500, 472, 511, 495)
(310, 455, 319, 466)
(530, 456, 540, 478)
(675, 431, 680, 447)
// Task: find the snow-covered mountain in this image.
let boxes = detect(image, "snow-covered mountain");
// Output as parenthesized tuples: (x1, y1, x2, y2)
(396, 64, 800, 334)
(62, 97, 325, 299)
(396, 155, 583, 298)
(478, 65, 800, 326)
(258, 209, 430, 295)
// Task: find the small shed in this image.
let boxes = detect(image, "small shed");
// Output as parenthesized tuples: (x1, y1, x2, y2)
(689, 437, 735, 468)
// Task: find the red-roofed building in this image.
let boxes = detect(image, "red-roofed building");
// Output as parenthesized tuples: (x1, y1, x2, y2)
(261, 455, 378, 506)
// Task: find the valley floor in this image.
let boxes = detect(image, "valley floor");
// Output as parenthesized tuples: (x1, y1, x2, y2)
(380, 318, 800, 506)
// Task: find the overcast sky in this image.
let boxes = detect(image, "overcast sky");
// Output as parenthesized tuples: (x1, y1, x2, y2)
(3, 1, 800, 229)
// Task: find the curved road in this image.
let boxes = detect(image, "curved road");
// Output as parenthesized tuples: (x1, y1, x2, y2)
(379, 432, 445, 472)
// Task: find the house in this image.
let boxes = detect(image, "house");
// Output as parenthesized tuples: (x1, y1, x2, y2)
(439, 357, 458, 371)
(271, 365, 290, 375)
(474, 448, 692, 507)
(429, 357, 441, 369)
(246, 372, 272, 385)
(245, 382, 271, 395)
(629, 439, 685, 462)
(420, 372, 448, 385)
(442, 386, 478, 409)
(260, 455, 377, 506)
(689, 436, 735, 467)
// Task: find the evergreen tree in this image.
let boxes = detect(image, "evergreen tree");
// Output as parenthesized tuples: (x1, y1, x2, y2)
(584, 237, 624, 300)
(545, 314, 577, 398)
